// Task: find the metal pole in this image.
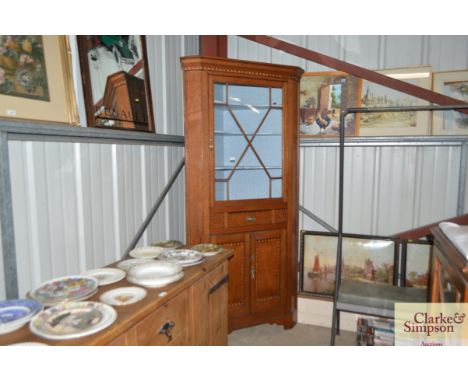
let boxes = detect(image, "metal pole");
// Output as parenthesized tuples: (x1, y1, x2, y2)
(123, 157, 185, 257)
(299, 205, 337, 233)
(330, 110, 347, 345)
(0, 132, 19, 299)
(457, 144, 468, 216)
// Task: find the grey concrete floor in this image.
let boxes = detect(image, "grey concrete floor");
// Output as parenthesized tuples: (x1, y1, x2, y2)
(228, 323, 356, 346)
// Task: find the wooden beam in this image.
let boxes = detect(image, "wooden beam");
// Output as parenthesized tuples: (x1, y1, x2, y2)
(199, 36, 227, 58)
(240, 35, 468, 114)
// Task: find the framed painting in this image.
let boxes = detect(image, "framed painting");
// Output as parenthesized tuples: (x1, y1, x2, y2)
(299, 71, 362, 138)
(432, 70, 468, 135)
(299, 231, 397, 298)
(401, 240, 432, 290)
(0, 35, 79, 124)
(359, 66, 432, 136)
(77, 35, 155, 132)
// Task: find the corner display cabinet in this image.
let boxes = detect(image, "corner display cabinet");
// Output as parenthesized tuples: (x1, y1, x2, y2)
(181, 56, 304, 331)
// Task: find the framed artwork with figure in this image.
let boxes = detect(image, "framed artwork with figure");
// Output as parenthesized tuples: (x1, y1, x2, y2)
(0, 35, 79, 125)
(299, 71, 362, 138)
(77, 35, 155, 132)
(432, 70, 468, 135)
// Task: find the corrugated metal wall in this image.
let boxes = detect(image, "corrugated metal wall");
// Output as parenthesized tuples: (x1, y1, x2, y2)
(299, 142, 464, 235)
(228, 35, 468, 234)
(0, 35, 198, 299)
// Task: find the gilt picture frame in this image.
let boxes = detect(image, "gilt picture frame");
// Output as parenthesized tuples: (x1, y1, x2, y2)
(0, 35, 79, 125)
(299, 71, 362, 138)
(77, 35, 155, 132)
(432, 70, 468, 135)
(359, 66, 432, 136)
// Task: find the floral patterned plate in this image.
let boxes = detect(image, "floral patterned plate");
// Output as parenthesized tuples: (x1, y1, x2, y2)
(28, 276, 99, 307)
(158, 249, 205, 267)
(29, 301, 117, 340)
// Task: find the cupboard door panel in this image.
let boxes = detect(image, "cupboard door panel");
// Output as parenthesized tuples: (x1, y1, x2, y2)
(211, 233, 250, 318)
(251, 230, 286, 314)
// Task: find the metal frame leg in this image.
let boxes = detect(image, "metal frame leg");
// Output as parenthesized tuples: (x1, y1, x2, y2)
(336, 310, 341, 335)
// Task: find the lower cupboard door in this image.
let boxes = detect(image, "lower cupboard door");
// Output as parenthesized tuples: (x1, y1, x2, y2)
(211, 233, 250, 318)
(250, 229, 286, 314)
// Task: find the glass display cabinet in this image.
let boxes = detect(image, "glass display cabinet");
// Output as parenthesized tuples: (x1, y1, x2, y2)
(181, 56, 303, 331)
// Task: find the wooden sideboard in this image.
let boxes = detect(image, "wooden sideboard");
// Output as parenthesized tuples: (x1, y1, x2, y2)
(430, 227, 468, 303)
(0, 250, 232, 346)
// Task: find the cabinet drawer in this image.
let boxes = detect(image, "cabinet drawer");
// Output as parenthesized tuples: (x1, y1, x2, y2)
(273, 209, 287, 224)
(134, 290, 189, 346)
(227, 210, 272, 228)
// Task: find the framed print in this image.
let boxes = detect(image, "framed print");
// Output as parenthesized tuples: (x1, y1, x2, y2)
(300, 231, 397, 298)
(77, 36, 155, 132)
(359, 66, 432, 136)
(0, 35, 79, 124)
(402, 240, 432, 289)
(299, 71, 362, 138)
(432, 70, 468, 135)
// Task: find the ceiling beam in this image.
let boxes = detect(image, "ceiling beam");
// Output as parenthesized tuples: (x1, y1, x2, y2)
(199, 36, 227, 58)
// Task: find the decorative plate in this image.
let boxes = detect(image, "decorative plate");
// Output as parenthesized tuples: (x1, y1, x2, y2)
(129, 246, 166, 259)
(191, 243, 223, 257)
(151, 240, 184, 249)
(116, 258, 157, 273)
(28, 276, 99, 307)
(29, 301, 117, 341)
(82, 268, 126, 286)
(158, 249, 205, 266)
(127, 262, 184, 288)
(0, 299, 43, 335)
(100, 287, 147, 306)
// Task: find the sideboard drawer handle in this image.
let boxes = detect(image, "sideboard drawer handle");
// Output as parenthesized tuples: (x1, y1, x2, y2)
(208, 275, 229, 295)
(159, 321, 175, 342)
(245, 216, 256, 222)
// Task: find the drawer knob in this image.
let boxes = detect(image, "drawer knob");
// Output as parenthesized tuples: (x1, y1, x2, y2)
(245, 216, 256, 223)
(159, 321, 175, 342)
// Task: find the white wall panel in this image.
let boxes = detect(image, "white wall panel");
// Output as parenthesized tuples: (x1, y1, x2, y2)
(300, 144, 462, 236)
(8, 141, 185, 297)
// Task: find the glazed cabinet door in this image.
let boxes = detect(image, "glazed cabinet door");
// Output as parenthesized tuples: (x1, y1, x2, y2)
(212, 81, 284, 202)
(250, 229, 286, 314)
(211, 233, 250, 318)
